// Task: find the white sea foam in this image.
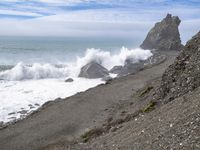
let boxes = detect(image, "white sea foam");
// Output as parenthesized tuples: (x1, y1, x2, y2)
(0, 78, 103, 123)
(0, 63, 69, 81)
(0, 47, 152, 81)
(69, 47, 152, 76)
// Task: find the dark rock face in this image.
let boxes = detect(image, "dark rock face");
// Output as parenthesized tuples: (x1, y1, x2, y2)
(65, 78, 74, 82)
(79, 62, 109, 79)
(141, 14, 183, 51)
(158, 32, 200, 102)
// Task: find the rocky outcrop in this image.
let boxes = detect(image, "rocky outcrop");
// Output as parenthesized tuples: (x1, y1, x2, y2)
(79, 62, 109, 79)
(158, 32, 200, 102)
(117, 60, 144, 77)
(110, 52, 166, 77)
(141, 14, 183, 51)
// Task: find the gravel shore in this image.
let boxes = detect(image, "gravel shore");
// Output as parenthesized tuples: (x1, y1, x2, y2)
(0, 51, 178, 150)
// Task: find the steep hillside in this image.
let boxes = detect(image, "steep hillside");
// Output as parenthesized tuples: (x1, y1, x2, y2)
(159, 32, 200, 103)
(52, 32, 200, 150)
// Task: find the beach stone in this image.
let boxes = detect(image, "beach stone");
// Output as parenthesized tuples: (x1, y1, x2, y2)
(34, 103, 40, 106)
(28, 104, 35, 109)
(17, 110, 28, 115)
(141, 14, 183, 51)
(30, 106, 35, 109)
(65, 78, 74, 82)
(158, 32, 200, 103)
(8, 112, 16, 116)
(8, 117, 17, 120)
(79, 62, 109, 79)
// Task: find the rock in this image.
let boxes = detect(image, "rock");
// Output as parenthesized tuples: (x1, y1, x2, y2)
(141, 14, 183, 51)
(79, 62, 109, 79)
(144, 52, 167, 67)
(110, 52, 166, 77)
(8, 112, 16, 116)
(158, 31, 200, 103)
(28, 104, 35, 109)
(118, 60, 144, 77)
(0, 121, 3, 127)
(17, 110, 28, 115)
(34, 103, 40, 106)
(110, 66, 123, 74)
(8, 117, 17, 120)
(65, 78, 74, 82)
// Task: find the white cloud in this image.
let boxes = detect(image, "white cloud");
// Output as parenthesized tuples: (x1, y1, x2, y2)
(0, 0, 199, 43)
(0, 9, 43, 17)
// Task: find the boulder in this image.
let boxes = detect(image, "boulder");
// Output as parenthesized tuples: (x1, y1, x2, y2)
(79, 62, 109, 79)
(158, 31, 200, 103)
(140, 14, 183, 51)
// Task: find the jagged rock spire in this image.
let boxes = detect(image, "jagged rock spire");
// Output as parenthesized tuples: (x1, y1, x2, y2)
(140, 14, 183, 51)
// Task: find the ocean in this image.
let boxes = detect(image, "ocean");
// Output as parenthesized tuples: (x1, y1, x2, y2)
(0, 36, 152, 123)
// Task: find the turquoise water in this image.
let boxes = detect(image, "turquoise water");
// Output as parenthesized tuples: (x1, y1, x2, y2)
(0, 36, 140, 66)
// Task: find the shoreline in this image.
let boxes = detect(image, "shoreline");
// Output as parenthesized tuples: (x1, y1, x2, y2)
(0, 50, 171, 129)
(0, 50, 178, 150)
(0, 50, 168, 127)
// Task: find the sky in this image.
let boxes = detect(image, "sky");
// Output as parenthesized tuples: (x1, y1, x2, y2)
(0, 0, 200, 43)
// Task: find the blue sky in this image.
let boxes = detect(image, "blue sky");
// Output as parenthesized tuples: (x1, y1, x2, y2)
(0, 0, 199, 43)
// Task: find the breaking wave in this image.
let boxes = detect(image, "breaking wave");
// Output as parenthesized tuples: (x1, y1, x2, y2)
(0, 47, 152, 81)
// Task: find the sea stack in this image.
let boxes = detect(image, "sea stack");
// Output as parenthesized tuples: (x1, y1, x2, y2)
(159, 32, 200, 102)
(140, 14, 183, 51)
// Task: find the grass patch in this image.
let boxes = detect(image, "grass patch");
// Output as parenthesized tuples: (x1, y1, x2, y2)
(80, 109, 147, 143)
(139, 86, 154, 97)
(142, 101, 157, 113)
(81, 127, 104, 143)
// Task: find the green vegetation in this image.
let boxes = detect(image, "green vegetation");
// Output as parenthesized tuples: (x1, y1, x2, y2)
(142, 101, 157, 113)
(139, 86, 154, 97)
(80, 100, 158, 143)
(81, 128, 104, 143)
